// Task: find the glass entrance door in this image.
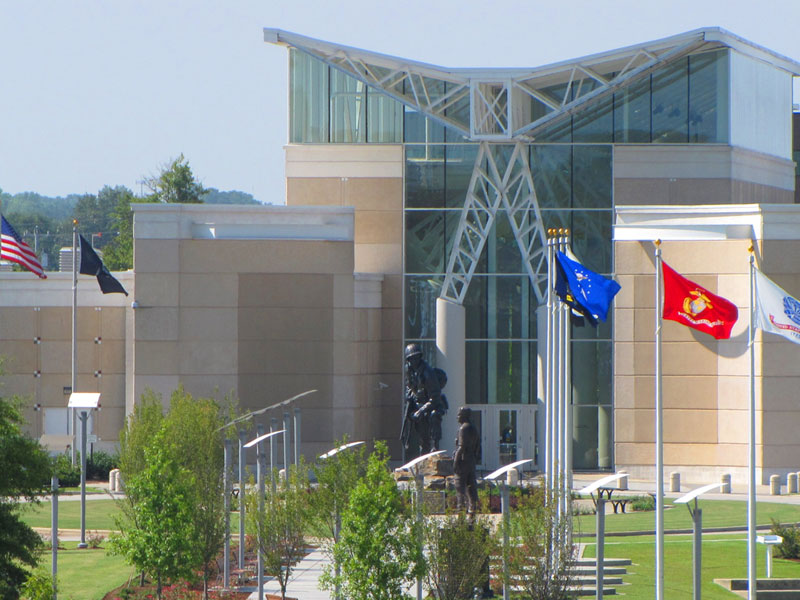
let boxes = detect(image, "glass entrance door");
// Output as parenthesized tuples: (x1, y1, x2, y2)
(464, 405, 536, 472)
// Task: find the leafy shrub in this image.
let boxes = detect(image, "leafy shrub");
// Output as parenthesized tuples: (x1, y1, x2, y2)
(87, 450, 119, 480)
(87, 530, 105, 549)
(771, 519, 800, 559)
(630, 495, 655, 512)
(51, 453, 80, 487)
(20, 570, 56, 600)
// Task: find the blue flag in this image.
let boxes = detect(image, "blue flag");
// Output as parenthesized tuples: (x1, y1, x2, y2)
(555, 251, 620, 325)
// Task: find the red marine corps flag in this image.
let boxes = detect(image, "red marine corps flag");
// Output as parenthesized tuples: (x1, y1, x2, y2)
(662, 261, 738, 339)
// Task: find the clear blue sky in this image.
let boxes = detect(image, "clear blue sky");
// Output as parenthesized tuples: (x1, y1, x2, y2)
(2, 0, 799, 204)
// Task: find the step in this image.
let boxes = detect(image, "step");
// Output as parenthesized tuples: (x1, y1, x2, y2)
(571, 565, 628, 576)
(572, 576, 624, 586)
(568, 586, 618, 597)
(573, 557, 632, 567)
(715, 578, 800, 599)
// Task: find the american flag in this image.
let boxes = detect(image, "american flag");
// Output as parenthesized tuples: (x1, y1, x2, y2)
(1, 216, 46, 279)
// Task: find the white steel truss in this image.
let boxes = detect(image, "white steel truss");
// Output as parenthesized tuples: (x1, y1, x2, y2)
(440, 142, 548, 304)
(262, 27, 774, 142)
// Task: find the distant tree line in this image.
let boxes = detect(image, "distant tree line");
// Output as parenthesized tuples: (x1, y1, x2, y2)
(0, 154, 264, 272)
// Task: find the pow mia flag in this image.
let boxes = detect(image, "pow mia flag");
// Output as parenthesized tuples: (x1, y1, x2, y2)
(78, 234, 128, 296)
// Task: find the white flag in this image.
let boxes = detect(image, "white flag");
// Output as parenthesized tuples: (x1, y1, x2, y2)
(754, 268, 800, 344)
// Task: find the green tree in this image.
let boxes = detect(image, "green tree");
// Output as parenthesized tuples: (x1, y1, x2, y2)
(72, 186, 133, 249)
(247, 462, 310, 600)
(116, 389, 165, 585)
(507, 481, 576, 600)
(146, 154, 207, 204)
(321, 442, 423, 600)
(310, 436, 368, 542)
(101, 192, 153, 271)
(110, 428, 200, 600)
(162, 387, 226, 600)
(422, 514, 495, 600)
(20, 570, 56, 600)
(0, 396, 53, 600)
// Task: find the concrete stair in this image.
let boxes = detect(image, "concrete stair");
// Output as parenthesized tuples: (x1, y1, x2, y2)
(716, 579, 800, 599)
(567, 557, 632, 597)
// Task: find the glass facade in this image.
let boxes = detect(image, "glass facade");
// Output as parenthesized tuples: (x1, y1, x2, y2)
(288, 47, 732, 471)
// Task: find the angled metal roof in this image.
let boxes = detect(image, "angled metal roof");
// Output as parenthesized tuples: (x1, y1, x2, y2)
(265, 27, 800, 142)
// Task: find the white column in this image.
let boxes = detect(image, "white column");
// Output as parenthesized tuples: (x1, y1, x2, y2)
(436, 297, 465, 456)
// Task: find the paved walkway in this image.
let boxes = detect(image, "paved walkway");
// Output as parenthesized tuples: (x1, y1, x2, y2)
(246, 548, 331, 600)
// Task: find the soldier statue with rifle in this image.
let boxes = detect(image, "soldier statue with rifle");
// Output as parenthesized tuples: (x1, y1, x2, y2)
(401, 343, 448, 458)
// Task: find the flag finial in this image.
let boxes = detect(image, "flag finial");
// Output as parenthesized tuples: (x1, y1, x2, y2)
(655, 239, 662, 248)
(748, 241, 755, 254)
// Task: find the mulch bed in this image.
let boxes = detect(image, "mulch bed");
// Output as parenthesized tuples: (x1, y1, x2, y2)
(102, 580, 295, 600)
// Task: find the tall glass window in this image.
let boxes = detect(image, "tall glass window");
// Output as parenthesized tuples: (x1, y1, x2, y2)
(289, 49, 729, 147)
(330, 70, 366, 143)
(289, 49, 329, 143)
(652, 59, 689, 143)
(689, 49, 729, 143)
(614, 77, 651, 143)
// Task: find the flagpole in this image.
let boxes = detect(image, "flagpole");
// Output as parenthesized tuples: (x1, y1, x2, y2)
(556, 229, 565, 520)
(654, 240, 664, 600)
(71, 220, 78, 466)
(564, 230, 573, 507)
(546, 230, 554, 494)
(748, 245, 757, 600)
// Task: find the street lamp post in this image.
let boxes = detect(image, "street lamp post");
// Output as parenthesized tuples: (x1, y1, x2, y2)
(485, 459, 533, 600)
(223, 438, 232, 589)
(319, 440, 366, 600)
(67, 392, 100, 549)
(244, 428, 285, 600)
(238, 429, 247, 570)
(675, 482, 727, 600)
(396, 450, 447, 600)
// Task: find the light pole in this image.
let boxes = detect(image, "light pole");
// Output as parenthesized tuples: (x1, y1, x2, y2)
(51, 475, 58, 600)
(245, 428, 285, 600)
(675, 482, 727, 600)
(578, 473, 630, 600)
(67, 392, 100, 548)
(223, 438, 232, 589)
(396, 450, 447, 600)
(319, 440, 366, 600)
(485, 459, 533, 600)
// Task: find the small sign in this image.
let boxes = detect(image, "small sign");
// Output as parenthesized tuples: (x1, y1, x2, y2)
(63, 386, 72, 395)
(87, 434, 99, 444)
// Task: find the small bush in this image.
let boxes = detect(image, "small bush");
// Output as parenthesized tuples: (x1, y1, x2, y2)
(771, 519, 800, 559)
(87, 450, 119, 480)
(51, 453, 80, 487)
(87, 530, 105, 549)
(630, 495, 655, 512)
(20, 570, 56, 600)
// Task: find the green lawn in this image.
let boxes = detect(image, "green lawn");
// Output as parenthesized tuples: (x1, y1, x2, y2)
(20, 499, 241, 532)
(580, 533, 800, 600)
(572, 498, 800, 536)
(42, 541, 134, 600)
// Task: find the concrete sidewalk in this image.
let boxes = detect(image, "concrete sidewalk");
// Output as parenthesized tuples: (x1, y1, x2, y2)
(246, 548, 331, 600)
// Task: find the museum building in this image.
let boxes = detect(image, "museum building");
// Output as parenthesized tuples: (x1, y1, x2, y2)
(4, 27, 800, 484)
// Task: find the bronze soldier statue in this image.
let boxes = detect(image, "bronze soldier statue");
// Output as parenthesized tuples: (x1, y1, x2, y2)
(401, 343, 448, 458)
(453, 406, 480, 514)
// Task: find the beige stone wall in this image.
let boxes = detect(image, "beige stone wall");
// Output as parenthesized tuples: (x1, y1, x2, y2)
(286, 144, 406, 455)
(0, 273, 131, 450)
(614, 239, 757, 483)
(131, 204, 400, 463)
(614, 145, 795, 206)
